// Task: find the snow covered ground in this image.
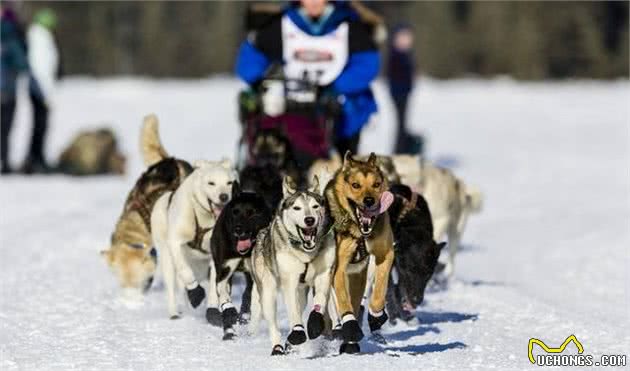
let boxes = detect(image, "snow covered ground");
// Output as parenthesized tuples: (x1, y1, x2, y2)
(1, 77, 629, 370)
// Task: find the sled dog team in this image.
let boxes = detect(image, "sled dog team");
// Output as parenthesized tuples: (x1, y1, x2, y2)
(101, 114, 483, 355)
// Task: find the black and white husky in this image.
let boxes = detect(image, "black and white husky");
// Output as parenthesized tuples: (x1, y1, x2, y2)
(250, 176, 335, 355)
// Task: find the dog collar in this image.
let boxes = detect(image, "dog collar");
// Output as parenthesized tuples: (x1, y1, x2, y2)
(287, 233, 318, 252)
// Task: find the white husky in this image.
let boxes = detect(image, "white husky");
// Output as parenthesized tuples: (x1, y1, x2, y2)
(392, 155, 483, 277)
(151, 159, 237, 319)
(250, 176, 335, 355)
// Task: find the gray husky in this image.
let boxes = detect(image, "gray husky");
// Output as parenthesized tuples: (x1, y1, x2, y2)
(250, 176, 335, 355)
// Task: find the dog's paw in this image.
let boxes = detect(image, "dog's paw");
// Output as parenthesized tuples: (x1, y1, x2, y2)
(222, 327, 236, 341)
(368, 310, 388, 333)
(400, 309, 415, 323)
(341, 316, 364, 343)
(287, 325, 307, 345)
(186, 283, 206, 308)
(271, 344, 285, 356)
(238, 311, 250, 325)
(222, 306, 239, 329)
(205, 307, 222, 327)
(307, 310, 325, 339)
(339, 342, 361, 354)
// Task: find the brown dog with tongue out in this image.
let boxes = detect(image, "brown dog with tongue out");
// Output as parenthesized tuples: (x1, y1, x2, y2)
(324, 151, 395, 354)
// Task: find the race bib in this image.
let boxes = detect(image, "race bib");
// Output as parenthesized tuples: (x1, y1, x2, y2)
(282, 15, 349, 86)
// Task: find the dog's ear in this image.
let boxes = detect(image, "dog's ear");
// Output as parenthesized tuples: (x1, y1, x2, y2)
(231, 180, 242, 199)
(100, 249, 113, 266)
(342, 150, 354, 170)
(283, 176, 296, 198)
(367, 152, 377, 166)
(309, 175, 320, 194)
(193, 159, 210, 168)
(220, 158, 232, 170)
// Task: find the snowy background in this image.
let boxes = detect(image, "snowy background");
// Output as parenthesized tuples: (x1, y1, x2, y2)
(1, 77, 629, 370)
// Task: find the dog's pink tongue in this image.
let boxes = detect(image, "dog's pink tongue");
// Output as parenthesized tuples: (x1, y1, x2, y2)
(236, 239, 252, 253)
(379, 191, 394, 214)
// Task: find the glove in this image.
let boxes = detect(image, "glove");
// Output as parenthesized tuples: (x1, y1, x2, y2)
(238, 89, 259, 124)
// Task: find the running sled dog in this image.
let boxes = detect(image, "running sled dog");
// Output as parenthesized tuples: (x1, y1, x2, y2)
(325, 152, 395, 354)
(210, 186, 272, 340)
(250, 176, 335, 355)
(101, 114, 191, 294)
(392, 155, 483, 277)
(150, 137, 238, 319)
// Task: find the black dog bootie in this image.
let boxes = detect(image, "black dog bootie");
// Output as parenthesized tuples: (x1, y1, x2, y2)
(368, 309, 388, 332)
(186, 283, 206, 308)
(341, 313, 364, 342)
(307, 310, 325, 339)
(287, 324, 307, 345)
(205, 307, 222, 326)
(339, 342, 361, 354)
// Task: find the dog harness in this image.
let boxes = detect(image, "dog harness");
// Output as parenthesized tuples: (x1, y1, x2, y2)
(129, 186, 175, 233)
(166, 192, 212, 255)
(350, 238, 369, 264)
(286, 232, 314, 284)
(127, 160, 189, 232)
(187, 215, 212, 255)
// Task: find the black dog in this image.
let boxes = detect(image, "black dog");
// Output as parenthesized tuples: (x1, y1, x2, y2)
(209, 183, 272, 340)
(239, 163, 283, 212)
(377, 184, 445, 325)
(248, 128, 302, 185)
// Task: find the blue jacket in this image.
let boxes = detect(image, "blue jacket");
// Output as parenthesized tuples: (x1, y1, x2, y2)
(235, 3, 380, 138)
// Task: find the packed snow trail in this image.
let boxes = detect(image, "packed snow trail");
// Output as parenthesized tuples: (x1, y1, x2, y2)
(1, 77, 628, 370)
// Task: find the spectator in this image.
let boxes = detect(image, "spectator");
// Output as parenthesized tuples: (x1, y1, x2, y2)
(22, 8, 59, 174)
(0, 4, 28, 174)
(388, 24, 423, 154)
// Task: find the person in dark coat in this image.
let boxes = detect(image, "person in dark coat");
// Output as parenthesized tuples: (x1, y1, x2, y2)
(0, 4, 28, 174)
(387, 24, 423, 154)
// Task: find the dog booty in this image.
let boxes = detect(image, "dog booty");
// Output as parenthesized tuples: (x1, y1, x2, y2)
(287, 324, 307, 345)
(222, 306, 239, 329)
(222, 327, 236, 341)
(307, 310, 325, 339)
(368, 309, 388, 333)
(186, 283, 206, 308)
(206, 307, 222, 327)
(339, 342, 361, 355)
(271, 344, 285, 356)
(341, 314, 364, 342)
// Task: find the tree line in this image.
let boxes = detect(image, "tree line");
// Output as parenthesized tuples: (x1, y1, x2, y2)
(18, 1, 629, 79)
